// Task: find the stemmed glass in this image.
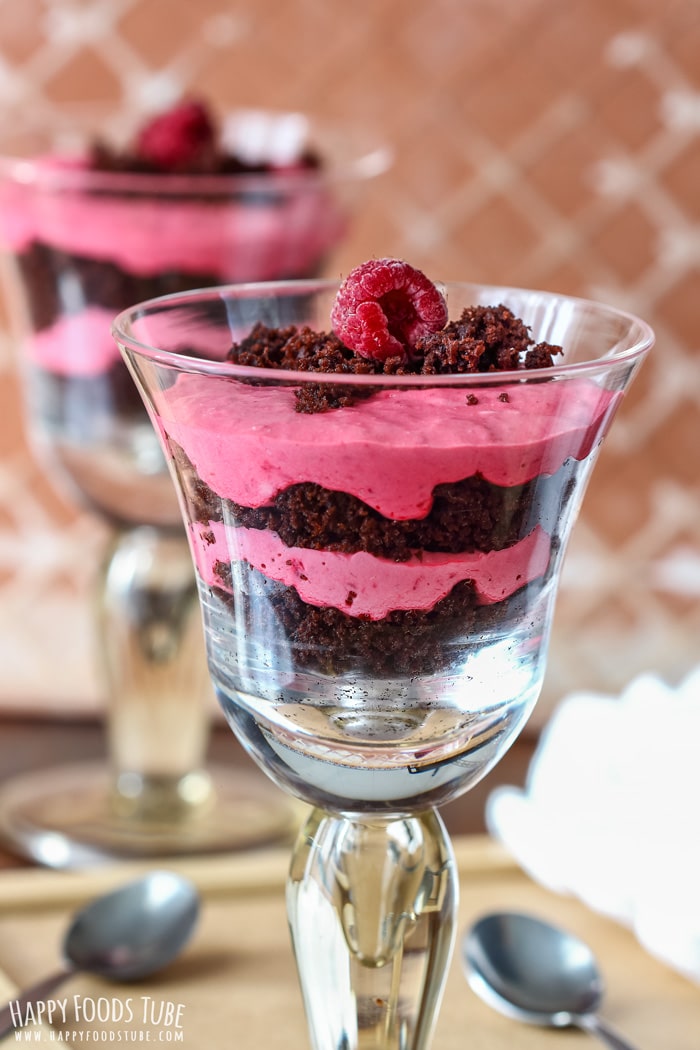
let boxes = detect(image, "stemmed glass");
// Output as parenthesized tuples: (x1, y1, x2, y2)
(0, 114, 388, 867)
(114, 278, 652, 1050)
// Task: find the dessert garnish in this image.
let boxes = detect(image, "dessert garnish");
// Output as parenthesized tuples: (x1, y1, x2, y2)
(226, 258, 564, 411)
(135, 99, 216, 172)
(90, 97, 322, 176)
(330, 258, 449, 361)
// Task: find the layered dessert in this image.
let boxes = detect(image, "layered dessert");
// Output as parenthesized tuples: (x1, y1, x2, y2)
(156, 259, 619, 678)
(0, 100, 347, 523)
(1, 100, 343, 392)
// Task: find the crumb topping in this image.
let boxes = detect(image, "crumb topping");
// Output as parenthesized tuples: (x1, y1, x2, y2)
(89, 98, 321, 176)
(226, 303, 564, 412)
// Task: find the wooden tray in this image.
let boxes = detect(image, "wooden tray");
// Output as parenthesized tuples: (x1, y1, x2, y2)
(0, 837, 697, 1048)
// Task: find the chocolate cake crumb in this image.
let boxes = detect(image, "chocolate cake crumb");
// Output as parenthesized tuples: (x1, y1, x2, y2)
(90, 141, 321, 177)
(89, 97, 322, 177)
(171, 442, 543, 557)
(227, 322, 380, 413)
(525, 342, 563, 369)
(224, 306, 564, 413)
(208, 570, 537, 677)
(229, 322, 374, 374)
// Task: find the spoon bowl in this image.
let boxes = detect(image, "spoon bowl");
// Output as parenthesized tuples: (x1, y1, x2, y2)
(64, 869, 200, 980)
(463, 911, 639, 1050)
(0, 870, 200, 1037)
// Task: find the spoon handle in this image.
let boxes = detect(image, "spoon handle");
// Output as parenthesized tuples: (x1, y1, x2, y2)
(577, 1012, 641, 1050)
(0, 968, 74, 1039)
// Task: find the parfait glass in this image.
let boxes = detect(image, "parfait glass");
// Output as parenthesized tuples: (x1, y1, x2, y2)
(114, 279, 652, 1050)
(0, 114, 388, 866)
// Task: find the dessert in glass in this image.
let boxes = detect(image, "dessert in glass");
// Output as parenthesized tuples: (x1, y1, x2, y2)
(0, 101, 388, 866)
(114, 258, 653, 1050)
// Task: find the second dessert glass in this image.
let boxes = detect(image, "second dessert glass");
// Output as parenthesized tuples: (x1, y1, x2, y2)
(114, 277, 652, 1050)
(0, 111, 388, 866)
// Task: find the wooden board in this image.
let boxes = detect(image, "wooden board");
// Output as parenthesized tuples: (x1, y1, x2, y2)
(0, 837, 697, 1048)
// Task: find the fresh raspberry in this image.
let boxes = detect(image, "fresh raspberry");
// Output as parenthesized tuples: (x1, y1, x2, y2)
(331, 259, 448, 361)
(135, 100, 216, 171)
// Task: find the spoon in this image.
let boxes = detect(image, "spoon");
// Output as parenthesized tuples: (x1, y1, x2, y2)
(462, 911, 640, 1050)
(0, 870, 199, 1038)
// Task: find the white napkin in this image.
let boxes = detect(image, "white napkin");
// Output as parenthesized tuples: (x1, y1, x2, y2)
(487, 665, 700, 983)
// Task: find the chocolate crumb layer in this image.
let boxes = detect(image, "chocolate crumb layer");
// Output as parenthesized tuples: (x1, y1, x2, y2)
(226, 306, 564, 413)
(228, 305, 562, 377)
(171, 442, 575, 558)
(415, 304, 562, 374)
(227, 479, 528, 557)
(207, 568, 536, 677)
(184, 469, 528, 557)
(16, 243, 228, 333)
(90, 139, 321, 177)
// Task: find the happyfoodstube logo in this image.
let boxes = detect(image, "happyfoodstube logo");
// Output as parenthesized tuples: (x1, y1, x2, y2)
(8, 994, 186, 1042)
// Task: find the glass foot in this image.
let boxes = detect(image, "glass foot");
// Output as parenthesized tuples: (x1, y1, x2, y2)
(0, 761, 302, 868)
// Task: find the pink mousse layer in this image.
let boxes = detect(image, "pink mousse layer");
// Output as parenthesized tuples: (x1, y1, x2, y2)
(160, 376, 619, 519)
(25, 306, 120, 376)
(0, 156, 344, 280)
(190, 521, 551, 619)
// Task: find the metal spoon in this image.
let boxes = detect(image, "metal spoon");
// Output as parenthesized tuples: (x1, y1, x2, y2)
(463, 911, 640, 1050)
(0, 870, 199, 1038)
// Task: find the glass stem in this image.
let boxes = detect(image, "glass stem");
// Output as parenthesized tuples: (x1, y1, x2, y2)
(287, 806, 457, 1050)
(96, 525, 214, 822)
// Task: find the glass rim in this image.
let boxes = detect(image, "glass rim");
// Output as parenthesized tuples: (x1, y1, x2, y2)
(0, 147, 391, 196)
(112, 277, 655, 387)
(0, 107, 392, 197)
